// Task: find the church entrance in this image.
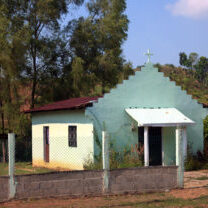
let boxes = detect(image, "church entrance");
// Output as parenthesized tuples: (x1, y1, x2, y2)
(138, 127, 162, 166)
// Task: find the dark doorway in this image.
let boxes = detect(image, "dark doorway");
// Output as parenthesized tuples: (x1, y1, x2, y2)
(43, 126, 49, 163)
(138, 127, 162, 166)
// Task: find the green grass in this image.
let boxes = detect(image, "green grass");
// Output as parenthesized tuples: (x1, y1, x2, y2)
(195, 176, 208, 180)
(0, 162, 54, 176)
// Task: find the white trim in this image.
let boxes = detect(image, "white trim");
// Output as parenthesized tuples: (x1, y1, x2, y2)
(139, 123, 194, 127)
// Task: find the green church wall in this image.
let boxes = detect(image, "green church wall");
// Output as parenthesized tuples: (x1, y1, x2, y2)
(163, 127, 176, 166)
(86, 63, 208, 162)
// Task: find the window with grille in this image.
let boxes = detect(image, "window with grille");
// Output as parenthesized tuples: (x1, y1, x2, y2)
(68, 126, 77, 147)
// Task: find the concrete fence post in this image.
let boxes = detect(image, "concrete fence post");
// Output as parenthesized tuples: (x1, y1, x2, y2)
(102, 131, 109, 193)
(176, 127, 184, 188)
(8, 133, 16, 199)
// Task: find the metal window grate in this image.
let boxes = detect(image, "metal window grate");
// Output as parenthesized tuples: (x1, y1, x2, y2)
(68, 126, 77, 147)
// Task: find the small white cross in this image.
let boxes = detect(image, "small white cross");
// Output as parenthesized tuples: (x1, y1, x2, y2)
(144, 49, 154, 63)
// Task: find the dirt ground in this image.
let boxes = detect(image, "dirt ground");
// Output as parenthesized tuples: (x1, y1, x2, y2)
(1, 170, 208, 208)
(184, 169, 208, 188)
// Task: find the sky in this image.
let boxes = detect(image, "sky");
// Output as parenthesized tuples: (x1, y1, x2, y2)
(66, 0, 208, 68)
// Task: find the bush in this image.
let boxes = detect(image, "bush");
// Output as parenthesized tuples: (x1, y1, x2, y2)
(83, 154, 102, 170)
(109, 144, 143, 169)
(185, 145, 205, 171)
(185, 156, 202, 171)
(83, 143, 144, 170)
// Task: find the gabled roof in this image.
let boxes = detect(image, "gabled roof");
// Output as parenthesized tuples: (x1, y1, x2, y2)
(25, 96, 100, 113)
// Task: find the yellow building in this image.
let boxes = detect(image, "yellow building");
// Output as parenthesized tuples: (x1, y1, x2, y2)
(26, 97, 99, 170)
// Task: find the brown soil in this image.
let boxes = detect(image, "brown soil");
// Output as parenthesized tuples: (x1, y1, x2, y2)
(169, 187, 208, 199)
(184, 170, 208, 188)
(0, 194, 166, 208)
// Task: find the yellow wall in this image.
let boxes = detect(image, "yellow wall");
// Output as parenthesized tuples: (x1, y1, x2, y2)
(32, 122, 94, 170)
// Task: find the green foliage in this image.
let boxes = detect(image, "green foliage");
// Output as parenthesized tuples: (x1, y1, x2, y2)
(184, 145, 208, 171)
(195, 56, 208, 84)
(109, 144, 143, 169)
(69, 0, 130, 94)
(0, 0, 29, 135)
(185, 151, 202, 171)
(179, 52, 190, 68)
(189, 52, 199, 67)
(0, 0, 85, 137)
(83, 141, 144, 170)
(179, 52, 208, 85)
(83, 154, 102, 170)
(15, 136, 32, 162)
(157, 64, 208, 106)
(0, 0, 133, 140)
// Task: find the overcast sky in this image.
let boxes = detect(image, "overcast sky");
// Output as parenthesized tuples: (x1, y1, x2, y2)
(65, 0, 208, 67)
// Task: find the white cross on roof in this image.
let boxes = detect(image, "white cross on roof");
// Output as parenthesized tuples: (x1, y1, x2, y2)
(144, 49, 154, 63)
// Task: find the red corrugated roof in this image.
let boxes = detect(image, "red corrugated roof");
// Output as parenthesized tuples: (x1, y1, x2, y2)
(25, 96, 100, 113)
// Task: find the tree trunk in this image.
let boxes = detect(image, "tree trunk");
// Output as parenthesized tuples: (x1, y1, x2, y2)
(0, 101, 5, 163)
(31, 43, 37, 109)
(31, 77, 37, 109)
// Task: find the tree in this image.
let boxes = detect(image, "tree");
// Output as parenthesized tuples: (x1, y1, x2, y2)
(0, 0, 29, 161)
(0, 0, 85, 161)
(69, 0, 129, 94)
(0, 0, 28, 129)
(195, 56, 208, 84)
(179, 52, 208, 85)
(70, 57, 93, 97)
(189, 52, 199, 69)
(179, 52, 191, 68)
(19, 0, 84, 108)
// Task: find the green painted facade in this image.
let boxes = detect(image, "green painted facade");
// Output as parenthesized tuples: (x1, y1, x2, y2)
(86, 63, 208, 165)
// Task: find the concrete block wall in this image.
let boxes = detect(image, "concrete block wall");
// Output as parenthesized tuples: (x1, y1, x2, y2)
(110, 166, 177, 194)
(15, 170, 103, 199)
(0, 166, 178, 201)
(0, 177, 9, 201)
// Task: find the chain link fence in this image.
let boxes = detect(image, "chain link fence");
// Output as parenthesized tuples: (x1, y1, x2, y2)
(0, 138, 8, 176)
(0, 135, 32, 176)
(108, 132, 144, 170)
(32, 136, 97, 171)
(1, 131, 145, 176)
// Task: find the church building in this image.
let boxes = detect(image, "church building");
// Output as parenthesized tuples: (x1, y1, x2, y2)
(26, 52, 208, 170)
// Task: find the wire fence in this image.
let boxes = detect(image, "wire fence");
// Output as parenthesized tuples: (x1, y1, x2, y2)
(0, 132, 146, 176)
(0, 139, 8, 176)
(0, 136, 32, 176)
(32, 136, 96, 172)
(108, 133, 144, 170)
